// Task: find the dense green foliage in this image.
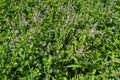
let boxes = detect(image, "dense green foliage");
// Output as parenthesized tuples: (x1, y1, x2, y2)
(0, 0, 120, 79)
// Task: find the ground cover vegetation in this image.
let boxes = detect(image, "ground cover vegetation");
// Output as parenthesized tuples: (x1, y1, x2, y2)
(0, 0, 120, 80)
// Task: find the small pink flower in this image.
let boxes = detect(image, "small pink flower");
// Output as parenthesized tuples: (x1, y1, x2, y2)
(14, 30, 19, 34)
(30, 27, 35, 33)
(29, 56, 32, 61)
(29, 36, 32, 40)
(78, 48, 84, 54)
(90, 29, 95, 33)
